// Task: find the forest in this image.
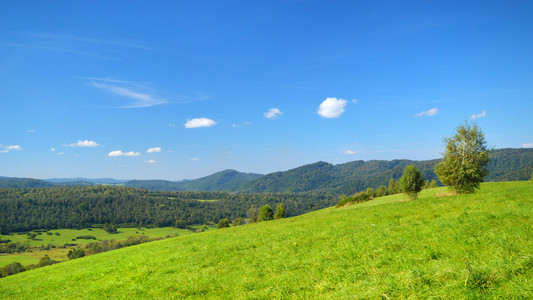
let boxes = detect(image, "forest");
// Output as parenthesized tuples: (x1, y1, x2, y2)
(0, 186, 336, 233)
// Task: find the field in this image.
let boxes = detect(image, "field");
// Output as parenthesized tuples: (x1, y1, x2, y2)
(0, 227, 201, 267)
(1, 182, 532, 298)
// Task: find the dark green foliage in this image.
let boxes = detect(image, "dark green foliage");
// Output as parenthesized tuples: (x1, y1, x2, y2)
(0, 241, 30, 253)
(67, 249, 85, 259)
(434, 122, 491, 193)
(375, 185, 387, 197)
(257, 205, 274, 222)
(37, 255, 57, 267)
(0, 262, 26, 278)
(104, 224, 118, 234)
(0, 177, 54, 188)
(216, 219, 230, 229)
(336, 192, 371, 208)
(399, 165, 425, 200)
(388, 178, 398, 195)
(75, 235, 97, 240)
(0, 186, 336, 232)
(232, 217, 244, 226)
(274, 203, 285, 220)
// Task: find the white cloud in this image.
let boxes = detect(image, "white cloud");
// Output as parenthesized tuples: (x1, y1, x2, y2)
(264, 108, 282, 119)
(145, 159, 156, 163)
(89, 81, 167, 108)
(190, 157, 199, 161)
(51, 148, 56, 152)
(317, 98, 348, 118)
(66, 140, 100, 147)
(108, 150, 140, 157)
(470, 110, 487, 120)
(57, 152, 64, 156)
(147, 147, 162, 153)
(184, 118, 217, 128)
(415, 108, 439, 117)
(352, 99, 359, 104)
(522, 143, 533, 148)
(5, 145, 23, 151)
(344, 150, 355, 155)
(0, 145, 23, 153)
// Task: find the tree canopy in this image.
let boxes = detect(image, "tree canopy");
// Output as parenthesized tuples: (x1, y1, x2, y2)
(399, 165, 425, 200)
(434, 122, 490, 193)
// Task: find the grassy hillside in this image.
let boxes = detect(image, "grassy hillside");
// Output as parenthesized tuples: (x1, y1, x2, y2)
(1, 182, 532, 298)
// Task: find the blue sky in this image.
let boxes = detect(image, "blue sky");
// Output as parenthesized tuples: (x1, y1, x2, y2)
(1, 1, 532, 180)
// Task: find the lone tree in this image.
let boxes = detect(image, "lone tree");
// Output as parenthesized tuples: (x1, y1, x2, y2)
(274, 203, 286, 220)
(257, 205, 274, 222)
(399, 164, 425, 200)
(434, 122, 490, 193)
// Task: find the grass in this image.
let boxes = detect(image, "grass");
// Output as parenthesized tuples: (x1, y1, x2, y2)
(0, 227, 194, 267)
(1, 182, 532, 298)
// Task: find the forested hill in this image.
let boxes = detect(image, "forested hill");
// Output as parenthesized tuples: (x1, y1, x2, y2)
(0, 148, 531, 193)
(124, 169, 263, 191)
(239, 148, 533, 195)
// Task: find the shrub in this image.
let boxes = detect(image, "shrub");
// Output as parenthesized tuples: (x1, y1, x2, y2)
(232, 217, 244, 226)
(399, 164, 425, 200)
(67, 249, 85, 260)
(216, 219, 230, 229)
(258, 205, 274, 222)
(274, 203, 286, 220)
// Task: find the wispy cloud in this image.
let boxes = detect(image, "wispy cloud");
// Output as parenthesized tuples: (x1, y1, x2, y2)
(318, 98, 347, 118)
(1, 32, 153, 60)
(522, 143, 533, 148)
(0, 145, 23, 153)
(147, 147, 162, 153)
(145, 159, 156, 163)
(66, 140, 99, 147)
(89, 81, 167, 108)
(108, 150, 140, 157)
(415, 108, 439, 117)
(27, 129, 36, 133)
(471, 110, 487, 120)
(190, 157, 199, 161)
(264, 108, 283, 119)
(184, 118, 217, 128)
(344, 150, 355, 155)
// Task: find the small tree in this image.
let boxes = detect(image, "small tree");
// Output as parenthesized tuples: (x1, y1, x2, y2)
(67, 249, 85, 260)
(274, 203, 286, 220)
(399, 164, 425, 200)
(434, 122, 490, 193)
(232, 217, 244, 226)
(216, 219, 230, 229)
(257, 205, 274, 222)
(388, 178, 397, 195)
(429, 179, 438, 189)
(247, 205, 258, 223)
(375, 185, 387, 197)
(365, 187, 374, 198)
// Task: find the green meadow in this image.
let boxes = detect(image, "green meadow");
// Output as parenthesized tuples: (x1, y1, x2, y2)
(0, 227, 196, 267)
(1, 182, 532, 298)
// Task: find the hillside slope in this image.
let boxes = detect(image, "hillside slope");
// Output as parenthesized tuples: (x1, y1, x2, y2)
(1, 182, 532, 298)
(240, 148, 533, 194)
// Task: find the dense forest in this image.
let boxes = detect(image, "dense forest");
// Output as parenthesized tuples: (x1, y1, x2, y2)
(0, 186, 336, 233)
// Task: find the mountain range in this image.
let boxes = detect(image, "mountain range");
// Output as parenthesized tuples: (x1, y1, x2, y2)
(1, 148, 532, 194)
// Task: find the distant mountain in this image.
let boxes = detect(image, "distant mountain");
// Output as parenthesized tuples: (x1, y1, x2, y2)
(124, 169, 263, 191)
(239, 148, 533, 195)
(1, 148, 531, 192)
(46, 178, 127, 185)
(0, 177, 54, 188)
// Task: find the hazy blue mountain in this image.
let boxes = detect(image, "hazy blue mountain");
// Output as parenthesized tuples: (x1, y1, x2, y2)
(124, 170, 263, 191)
(0, 177, 54, 188)
(46, 178, 127, 185)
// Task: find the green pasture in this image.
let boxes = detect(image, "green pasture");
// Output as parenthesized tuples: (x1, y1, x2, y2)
(1, 182, 532, 298)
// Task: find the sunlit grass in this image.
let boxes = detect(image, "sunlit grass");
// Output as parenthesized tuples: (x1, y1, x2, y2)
(1, 182, 531, 298)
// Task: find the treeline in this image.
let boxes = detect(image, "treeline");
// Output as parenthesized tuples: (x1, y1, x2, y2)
(0, 186, 336, 233)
